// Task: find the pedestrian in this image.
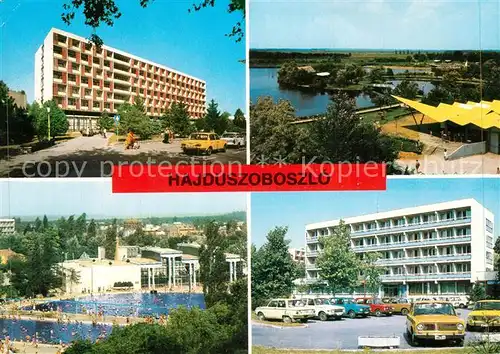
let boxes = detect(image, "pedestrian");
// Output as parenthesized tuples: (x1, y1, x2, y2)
(497, 167, 500, 175)
(415, 160, 420, 173)
(103, 128, 107, 138)
(443, 149, 448, 161)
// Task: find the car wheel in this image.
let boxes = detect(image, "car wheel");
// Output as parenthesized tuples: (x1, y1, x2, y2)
(283, 316, 292, 323)
(375, 309, 382, 317)
(410, 332, 419, 347)
(401, 308, 409, 316)
(221, 144, 226, 152)
(348, 310, 356, 319)
(459, 303, 465, 309)
(257, 312, 265, 321)
(299, 319, 308, 323)
(318, 312, 328, 321)
(206, 147, 212, 155)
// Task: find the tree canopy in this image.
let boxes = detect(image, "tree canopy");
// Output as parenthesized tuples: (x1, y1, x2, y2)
(161, 102, 192, 137)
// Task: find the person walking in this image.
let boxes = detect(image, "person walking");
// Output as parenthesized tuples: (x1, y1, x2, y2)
(415, 160, 421, 174)
(443, 149, 448, 161)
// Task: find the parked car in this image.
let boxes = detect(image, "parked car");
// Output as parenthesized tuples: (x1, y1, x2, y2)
(356, 297, 393, 317)
(254, 298, 315, 323)
(467, 300, 500, 331)
(302, 298, 345, 321)
(181, 132, 226, 155)
(406, 301, 465, 346)
(443, 296, 468, 309)
(220, 132, 245, 148)
(383, 297, 411, 315)
(331, 297, 370, 319)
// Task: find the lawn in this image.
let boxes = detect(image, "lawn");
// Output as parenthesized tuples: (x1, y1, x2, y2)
(253, 346, 468, 354)
(359, 107, 412, 125)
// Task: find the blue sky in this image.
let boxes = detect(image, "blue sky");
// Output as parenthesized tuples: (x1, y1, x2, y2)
(0, 179, 246, 219)
(251, 177, 500, 248)
(0, 0, 245, 113)
(250, 0, 500, 50)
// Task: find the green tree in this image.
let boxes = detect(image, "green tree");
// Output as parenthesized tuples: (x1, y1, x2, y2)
(422, 86, 454, 106)
(316, 220, 360, 295)
(0, 81, 35, 145)
(162, 102, 192, 137)
(98, 112, 114, 131)
(361, 252, 385, 297)
(233, 108, 246, 130)
(117, 103, 153, 139)
(251, 227, 296, 308)
(468, 281, 487, 303)
(386, 68, 394, 77)
(199, 221, 229, 307)
(484, 65, 500, 101)
(309, 93, 398, 163)
(204, 100, 228, 135)
(104, 220, 118, 261)
(30, 100, 69, 141)
(250, 96, 308, 163)
(393, 79, 419, 99)
(126, 226, 155, 247)
(368, 67, 385, 83)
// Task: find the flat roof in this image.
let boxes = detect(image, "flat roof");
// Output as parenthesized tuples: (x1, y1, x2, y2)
(141, 246, 182, 256)
(393, 95, 500, 130)
(47, 28, 205, 84)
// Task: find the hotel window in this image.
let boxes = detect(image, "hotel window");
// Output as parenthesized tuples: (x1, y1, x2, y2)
(486, 219, 494, 233)
(72, 63, 79, 71)
(408, 216, 420, 225)
(382, 251, 390, 259)
(354, 239, 363, 247)
(67, 98, 76, 106)
(380, 236, 390, 244)
(444, 246, 453, 255)
(456, 227, 470, 236)
(442, 264, 453, 273)
(395, 267, 404, 275)
(457, 209, 471, 219)
(395, 251, 404, 258)
(394, 218, 405, 226)
(487, 236, 493, 248)
(440, 229, 453, 238)
(365, 238, 376, 246)
(440, 211, 453, 221)
(393, 234, 404, 243)
(353, 224, 363, 232)
(93, 102, 100, 108)
(366, 222, 376, 230)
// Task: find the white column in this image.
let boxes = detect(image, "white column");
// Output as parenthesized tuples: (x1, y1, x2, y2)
(147, 267, 151, 289)
(229, 261, 233, 282)
(193, 263, 196, 286)
(172, 257, 176, 287)
(168, 257, 172, 288)
(152, 268, 155, 289)
(234, 261, 237, 281)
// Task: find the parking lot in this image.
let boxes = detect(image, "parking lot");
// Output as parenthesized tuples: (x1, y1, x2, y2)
(253, 309, 489, 350)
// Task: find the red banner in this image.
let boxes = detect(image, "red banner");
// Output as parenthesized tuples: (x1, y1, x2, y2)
(112, 164, 386, 193)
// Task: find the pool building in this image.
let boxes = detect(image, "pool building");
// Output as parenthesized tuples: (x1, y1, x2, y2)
(60, 241, 243, 294)
(305, 199, 495, 297)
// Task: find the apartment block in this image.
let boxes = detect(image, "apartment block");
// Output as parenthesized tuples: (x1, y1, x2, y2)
(288, 248, 306, 263)
(0, 219, 15, 235)
(35, 28, 206, 131)
(305, 199, 495, 297)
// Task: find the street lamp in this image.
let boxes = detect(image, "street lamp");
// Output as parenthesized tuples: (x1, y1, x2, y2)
(46, 106, 51, 141)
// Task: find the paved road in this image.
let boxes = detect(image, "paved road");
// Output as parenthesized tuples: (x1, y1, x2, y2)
(0, 136, 246, 177)
(253, 309, 485, 350)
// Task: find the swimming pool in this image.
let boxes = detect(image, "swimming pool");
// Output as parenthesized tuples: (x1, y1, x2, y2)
(0, 318, 111, 344)
(29, 293, 205, 318)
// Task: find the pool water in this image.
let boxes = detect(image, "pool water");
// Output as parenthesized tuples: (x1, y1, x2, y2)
(30, 293, 205, 318)
(0, 318, 111, 344)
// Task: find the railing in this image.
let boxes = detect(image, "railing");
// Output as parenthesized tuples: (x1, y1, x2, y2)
(380, 272, 471, 281)
(448, 141, 487, 160)
(376, 253, 471, 265)
(350, 217, 471, 237)
(352, 235, 471, 252)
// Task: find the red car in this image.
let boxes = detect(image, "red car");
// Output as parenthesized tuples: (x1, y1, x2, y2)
(355, 297, 393, 317)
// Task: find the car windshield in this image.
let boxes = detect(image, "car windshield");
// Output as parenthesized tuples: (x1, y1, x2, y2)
(222, 133, 237, 138)
(189, 134, 208, 140)
(288, 300, 307, 307)
(474, 302, 500, 310)
(315, 299, 331, 305)
(413, 303, 456, 316)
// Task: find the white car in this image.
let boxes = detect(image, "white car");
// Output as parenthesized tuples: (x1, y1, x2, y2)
(255, 298, 315, 323)
(443, 296, 469, 309)
(221, 132, 245, 148)
(303, 297, 345, 321)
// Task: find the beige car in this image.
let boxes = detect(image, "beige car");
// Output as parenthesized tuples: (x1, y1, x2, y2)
(255, 298, 315, 323)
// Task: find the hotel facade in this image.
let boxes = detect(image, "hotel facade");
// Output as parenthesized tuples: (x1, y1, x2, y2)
(305, 199, 495, 297)
(35, 28, 206, 131)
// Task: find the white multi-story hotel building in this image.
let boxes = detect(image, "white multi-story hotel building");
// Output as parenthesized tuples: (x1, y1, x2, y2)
(35, 28, 206, 131)
(305, 199, 495, 297)
(0, 219, 15, 235)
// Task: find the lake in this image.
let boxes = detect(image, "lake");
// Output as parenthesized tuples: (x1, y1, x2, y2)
(250, 67, 435, 117)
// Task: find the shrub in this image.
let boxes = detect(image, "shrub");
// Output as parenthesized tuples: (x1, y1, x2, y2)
(113, 281, 133, 288)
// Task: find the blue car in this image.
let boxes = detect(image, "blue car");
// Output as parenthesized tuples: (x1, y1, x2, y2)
(331, 297, 370, 319)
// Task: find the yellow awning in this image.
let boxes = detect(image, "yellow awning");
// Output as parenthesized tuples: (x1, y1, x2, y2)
(392, 95, 500, 129)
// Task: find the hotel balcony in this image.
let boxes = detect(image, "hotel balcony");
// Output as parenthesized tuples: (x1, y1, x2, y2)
(350, 217, 471, 237)
(56, 65, 67, 72)
(54, 77, 63, 84)
(307, 251, 319, 257)
(67, 104, 76, 110)
(113, 76, 131, 86)
(306, 264, 319, 270)
(54, 52, 63, 59)
(380, 272, 471, 282)
(376, 253, 472, 266)
(112, 97, 126, 104)
(114, 67, 132, 77)
(351, 235, 472, 252)
(71, 92, 80, 98)
(55, 90, 66, 97)
(94, 96, 103, 101)
(114, 87, 130, 95)
(68, 56, 77, 63)
(92, 106, 101, 112)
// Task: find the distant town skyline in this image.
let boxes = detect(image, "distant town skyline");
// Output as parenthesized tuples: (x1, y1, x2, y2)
(250, 0, 500, 50)
(0, 179, 247, 219)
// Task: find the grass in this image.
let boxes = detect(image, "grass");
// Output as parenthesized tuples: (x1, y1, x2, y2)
(253, 346, 467, 354)
(359, 107, 411, 125)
